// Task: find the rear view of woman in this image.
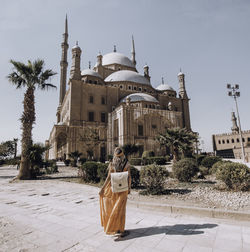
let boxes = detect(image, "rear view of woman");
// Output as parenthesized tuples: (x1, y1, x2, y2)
(99, 147, 131, 237)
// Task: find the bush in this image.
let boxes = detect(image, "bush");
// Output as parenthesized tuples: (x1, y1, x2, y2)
(142, 151, 155, 159)
(165, 155, 170, 163)
(146, 157, 166, 165)
(216, 162, 250, 191)
(97, 163, 109, 183)
(210, 160, 232, 174)
(201, 156, 221, 169)
(130, 166, 140, 188)
(64, 159, 70, 166)
(196, 154, 207, 166)
(140, 164, 169, 194)
(172, 158, 199, 182)
(79, 161, 99, 183)
(130, 158, 142, 166)
(197, 166, 209, 178)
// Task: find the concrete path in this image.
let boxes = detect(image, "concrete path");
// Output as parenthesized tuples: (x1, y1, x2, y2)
(0, 166, 249, 252)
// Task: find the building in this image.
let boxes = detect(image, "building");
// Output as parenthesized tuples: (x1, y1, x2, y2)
(46, 17, 191, 161)
(212, 112, 250, 161)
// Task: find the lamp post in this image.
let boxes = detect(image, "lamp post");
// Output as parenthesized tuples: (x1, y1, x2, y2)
(227, 84, 245, 162)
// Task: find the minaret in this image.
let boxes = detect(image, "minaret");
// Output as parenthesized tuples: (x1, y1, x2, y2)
(144, 64, 150, 81)
(131, 35, 136, 66)
(59, 15, 69, 105)
(57, 15, 69, 123)
(178, 69, 188, 99)
(70, 41, 82, 80)
(178, 69, 191, 130)
(231, 112, 239, 133)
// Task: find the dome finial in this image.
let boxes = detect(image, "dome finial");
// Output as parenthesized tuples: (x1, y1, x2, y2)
(113, 45, 117, 52)
(76, 41, 78, 46)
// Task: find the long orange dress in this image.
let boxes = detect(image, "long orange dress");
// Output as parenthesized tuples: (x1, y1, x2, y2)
(100, 163, 129, 235)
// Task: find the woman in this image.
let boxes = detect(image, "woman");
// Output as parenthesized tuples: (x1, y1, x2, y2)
(99, 147, 131, 237)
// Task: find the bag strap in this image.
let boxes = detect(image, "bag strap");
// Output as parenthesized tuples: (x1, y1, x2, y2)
(122, 159, 128, 172)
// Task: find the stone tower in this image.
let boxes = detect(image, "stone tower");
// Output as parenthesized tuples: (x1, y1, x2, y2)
(178, 70, 191, 130)
(131, 35, 136, 66)
(178, 70, 188, 99)
(57, 15, 69, 123)
(70, 42, 82, 80)
(231, 112, 239, 133)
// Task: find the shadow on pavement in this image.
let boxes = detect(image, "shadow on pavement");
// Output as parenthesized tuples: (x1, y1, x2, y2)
(115, 223, 218, 241)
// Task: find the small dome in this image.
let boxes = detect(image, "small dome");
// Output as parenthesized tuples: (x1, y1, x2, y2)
(105, 70, 151, 85)
(156, 84, 175, 91)
(120, 93, 159, 103)
(102, 52, 135, 68)
(81, 69, 102, 78)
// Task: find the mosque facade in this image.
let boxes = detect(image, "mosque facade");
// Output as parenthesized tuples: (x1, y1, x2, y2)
(47, 17, 192, 161)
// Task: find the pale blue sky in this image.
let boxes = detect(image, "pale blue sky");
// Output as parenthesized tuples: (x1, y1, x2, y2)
(1, 0, 250, 152)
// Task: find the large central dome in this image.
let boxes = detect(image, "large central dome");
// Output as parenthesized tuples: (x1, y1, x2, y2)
(102, 52, 135, 68)
(105, 70, 151, 85)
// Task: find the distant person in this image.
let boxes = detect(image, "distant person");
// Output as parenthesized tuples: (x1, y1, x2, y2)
(99, 147, 131, 237)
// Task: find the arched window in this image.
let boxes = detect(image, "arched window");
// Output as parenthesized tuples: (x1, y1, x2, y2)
(226, 139, 229, 144)
(222, 140, 225, 144)
(232, 139, 234, 143)
(218, 140, 221, 144)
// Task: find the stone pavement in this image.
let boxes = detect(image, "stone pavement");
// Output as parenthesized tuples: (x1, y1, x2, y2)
(0, 166, 250, 252)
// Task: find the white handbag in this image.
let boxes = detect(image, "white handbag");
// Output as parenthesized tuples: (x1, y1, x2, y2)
(111, 171, 128, 193)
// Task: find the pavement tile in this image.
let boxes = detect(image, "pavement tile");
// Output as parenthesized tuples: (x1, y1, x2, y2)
(155, 238, 186, 252)
(182, 245, 213, 252)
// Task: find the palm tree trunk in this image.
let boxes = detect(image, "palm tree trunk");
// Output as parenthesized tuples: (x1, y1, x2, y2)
(18, 87, 35, 179)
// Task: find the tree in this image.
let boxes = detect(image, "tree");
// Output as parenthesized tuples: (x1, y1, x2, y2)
(7, 59, 56, 179)
(13, 138, 18, 158)
(69, 151, 83, 167)
(0, 140, 15, 159)
(157, 128, 197, 162)
(122, 144, 139, 158)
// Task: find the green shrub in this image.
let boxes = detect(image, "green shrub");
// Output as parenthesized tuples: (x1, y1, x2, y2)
(172, 158, 199, 182)
(216, 162, 250, 191)
(64, 159, 70, 166)
(142, 151, 155, 159)
(201, 156, 221, 169)
(79, 161, 99, 183)
(0, 159, 4, 166)
(140, 164, 169, 194)
(196, 154, 207, 166)
(130, 158, 142, 166)
(146, 157, 166, 165)
(79, 158, 87, 165)
(198, 166, 209, 178)
(165, 155, 170, 163)
(130, 166, 140, 188)
(97, 163, 109, 183)
(210, 160, 232, 174)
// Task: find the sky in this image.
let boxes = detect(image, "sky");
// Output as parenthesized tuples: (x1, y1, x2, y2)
(1, 0, 250, 153)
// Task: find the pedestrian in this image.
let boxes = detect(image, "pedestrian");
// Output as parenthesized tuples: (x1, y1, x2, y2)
(99, 147, 131, 237)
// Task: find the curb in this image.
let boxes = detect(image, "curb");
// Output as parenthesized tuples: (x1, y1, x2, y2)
(128, 200, 250, 222)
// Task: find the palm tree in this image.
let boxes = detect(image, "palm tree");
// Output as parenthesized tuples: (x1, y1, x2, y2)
(7, 59, 56, 179)
(13, 138, 18, 158)
(157, 128, 197, 162)
(122, 144, 139, 159)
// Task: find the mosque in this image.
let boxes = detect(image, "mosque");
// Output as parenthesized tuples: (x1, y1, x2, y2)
(46, 17, 192, 161)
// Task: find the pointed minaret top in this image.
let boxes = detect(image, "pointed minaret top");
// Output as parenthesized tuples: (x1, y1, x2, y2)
(162, 77, 164, 84)
(113, 45, 117, 52)
(65, 14, 68, 34)
(131, 35, 136, 66)
(89, 61, 91, 69)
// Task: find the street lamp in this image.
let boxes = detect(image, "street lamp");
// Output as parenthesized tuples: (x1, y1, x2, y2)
(227, 84, 245, 162)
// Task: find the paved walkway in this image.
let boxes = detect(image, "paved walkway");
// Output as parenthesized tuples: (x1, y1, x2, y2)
(0, 166, 249, 252)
